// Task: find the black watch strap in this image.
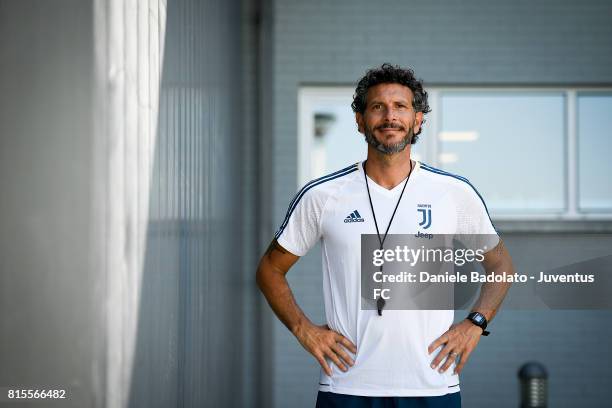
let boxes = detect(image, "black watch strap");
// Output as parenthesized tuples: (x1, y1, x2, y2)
(467, 312, 490, 336)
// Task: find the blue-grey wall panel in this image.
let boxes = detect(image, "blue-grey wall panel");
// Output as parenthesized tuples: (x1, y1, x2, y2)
(128, 0, 248, 407)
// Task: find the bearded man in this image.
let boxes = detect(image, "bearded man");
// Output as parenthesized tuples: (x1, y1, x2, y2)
(257, 63, 513, 408)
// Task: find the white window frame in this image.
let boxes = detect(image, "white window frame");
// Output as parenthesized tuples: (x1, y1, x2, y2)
(298, 86, 612, 221)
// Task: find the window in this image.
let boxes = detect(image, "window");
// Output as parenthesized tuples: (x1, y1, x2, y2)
(438, 92, 565, 213)
(299, 87, 612, 220)
(578, 94, 612, 212)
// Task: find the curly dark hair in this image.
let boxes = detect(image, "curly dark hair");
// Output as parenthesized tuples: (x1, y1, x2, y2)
(351, 63, 431, 141)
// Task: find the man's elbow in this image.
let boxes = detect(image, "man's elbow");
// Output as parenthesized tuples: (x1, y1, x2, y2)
(256, 257, 277, 292)
(255, 260, 267, 291)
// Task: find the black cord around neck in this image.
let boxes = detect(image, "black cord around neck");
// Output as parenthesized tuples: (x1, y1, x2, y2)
(363, 159, 413, 250)
(363, 159, 413, 316)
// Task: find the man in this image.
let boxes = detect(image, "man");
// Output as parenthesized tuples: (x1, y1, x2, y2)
(256, 63, 513, 407)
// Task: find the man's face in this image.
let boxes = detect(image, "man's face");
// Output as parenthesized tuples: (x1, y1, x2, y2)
(356, 83, 423, 155)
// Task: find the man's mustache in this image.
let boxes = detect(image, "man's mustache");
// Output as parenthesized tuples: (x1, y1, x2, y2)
(376, 123, 405, 130)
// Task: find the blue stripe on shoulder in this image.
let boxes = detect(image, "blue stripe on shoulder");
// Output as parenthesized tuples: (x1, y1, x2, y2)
(420, 163, 495, 224)
(284, 163, 358, 214)
(275, 164, 359, 239)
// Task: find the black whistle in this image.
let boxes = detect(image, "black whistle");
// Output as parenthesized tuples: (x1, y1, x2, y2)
(377, 296, 386, 316)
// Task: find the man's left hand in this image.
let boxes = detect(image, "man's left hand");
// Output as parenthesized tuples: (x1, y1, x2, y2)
(427, 319, 483, 375)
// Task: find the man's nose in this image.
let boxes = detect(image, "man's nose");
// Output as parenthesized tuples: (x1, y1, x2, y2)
(383, 106, 398, 121)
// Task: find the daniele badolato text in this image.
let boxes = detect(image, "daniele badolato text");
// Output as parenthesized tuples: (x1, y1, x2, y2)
(372, 270, 595, 283)
(370, 246, 596, 284)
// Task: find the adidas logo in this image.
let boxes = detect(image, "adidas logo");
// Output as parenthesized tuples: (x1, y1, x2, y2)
(344, 210, 365, 223)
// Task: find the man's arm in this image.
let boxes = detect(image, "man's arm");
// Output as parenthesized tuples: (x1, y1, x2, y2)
(469, 238, 513, 322)
(256, 239, 357, 376)
(428, 239, 514, 375)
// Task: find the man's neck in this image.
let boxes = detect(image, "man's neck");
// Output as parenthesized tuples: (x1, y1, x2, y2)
(364, 147, 413, 190)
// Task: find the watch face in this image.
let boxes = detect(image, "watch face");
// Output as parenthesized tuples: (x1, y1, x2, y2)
(474, 315, 484, 323)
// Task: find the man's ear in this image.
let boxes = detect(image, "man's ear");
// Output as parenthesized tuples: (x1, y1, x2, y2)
(356, 112, 364, 134)
(414, 111, 424, 134)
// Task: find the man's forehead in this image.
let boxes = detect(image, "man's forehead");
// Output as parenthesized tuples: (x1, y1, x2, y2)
(366, 83, 413, 103)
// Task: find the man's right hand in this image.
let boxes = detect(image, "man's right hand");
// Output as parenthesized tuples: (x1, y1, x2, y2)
(292, 322, 357, 376)
(256, 240, 357, 376)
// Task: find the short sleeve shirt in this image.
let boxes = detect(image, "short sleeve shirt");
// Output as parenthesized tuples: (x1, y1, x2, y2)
(275, 161, 498, 397)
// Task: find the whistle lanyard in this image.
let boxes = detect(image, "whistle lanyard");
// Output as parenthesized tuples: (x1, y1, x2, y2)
(363, 160, 413, 315)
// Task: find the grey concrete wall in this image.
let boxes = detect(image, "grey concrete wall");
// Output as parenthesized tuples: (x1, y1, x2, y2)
(241, 0, 276, 406)
(0, 1, 101, 407)
(268, 1, 612, 407)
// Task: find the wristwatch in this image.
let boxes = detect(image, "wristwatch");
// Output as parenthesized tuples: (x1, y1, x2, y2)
(466, 312, 490, 336)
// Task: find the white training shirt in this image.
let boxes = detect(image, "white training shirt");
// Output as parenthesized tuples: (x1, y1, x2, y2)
(275, 161, 499, 397)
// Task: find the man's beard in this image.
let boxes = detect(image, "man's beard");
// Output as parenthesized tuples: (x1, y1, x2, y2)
(363, 124, 413, 155)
